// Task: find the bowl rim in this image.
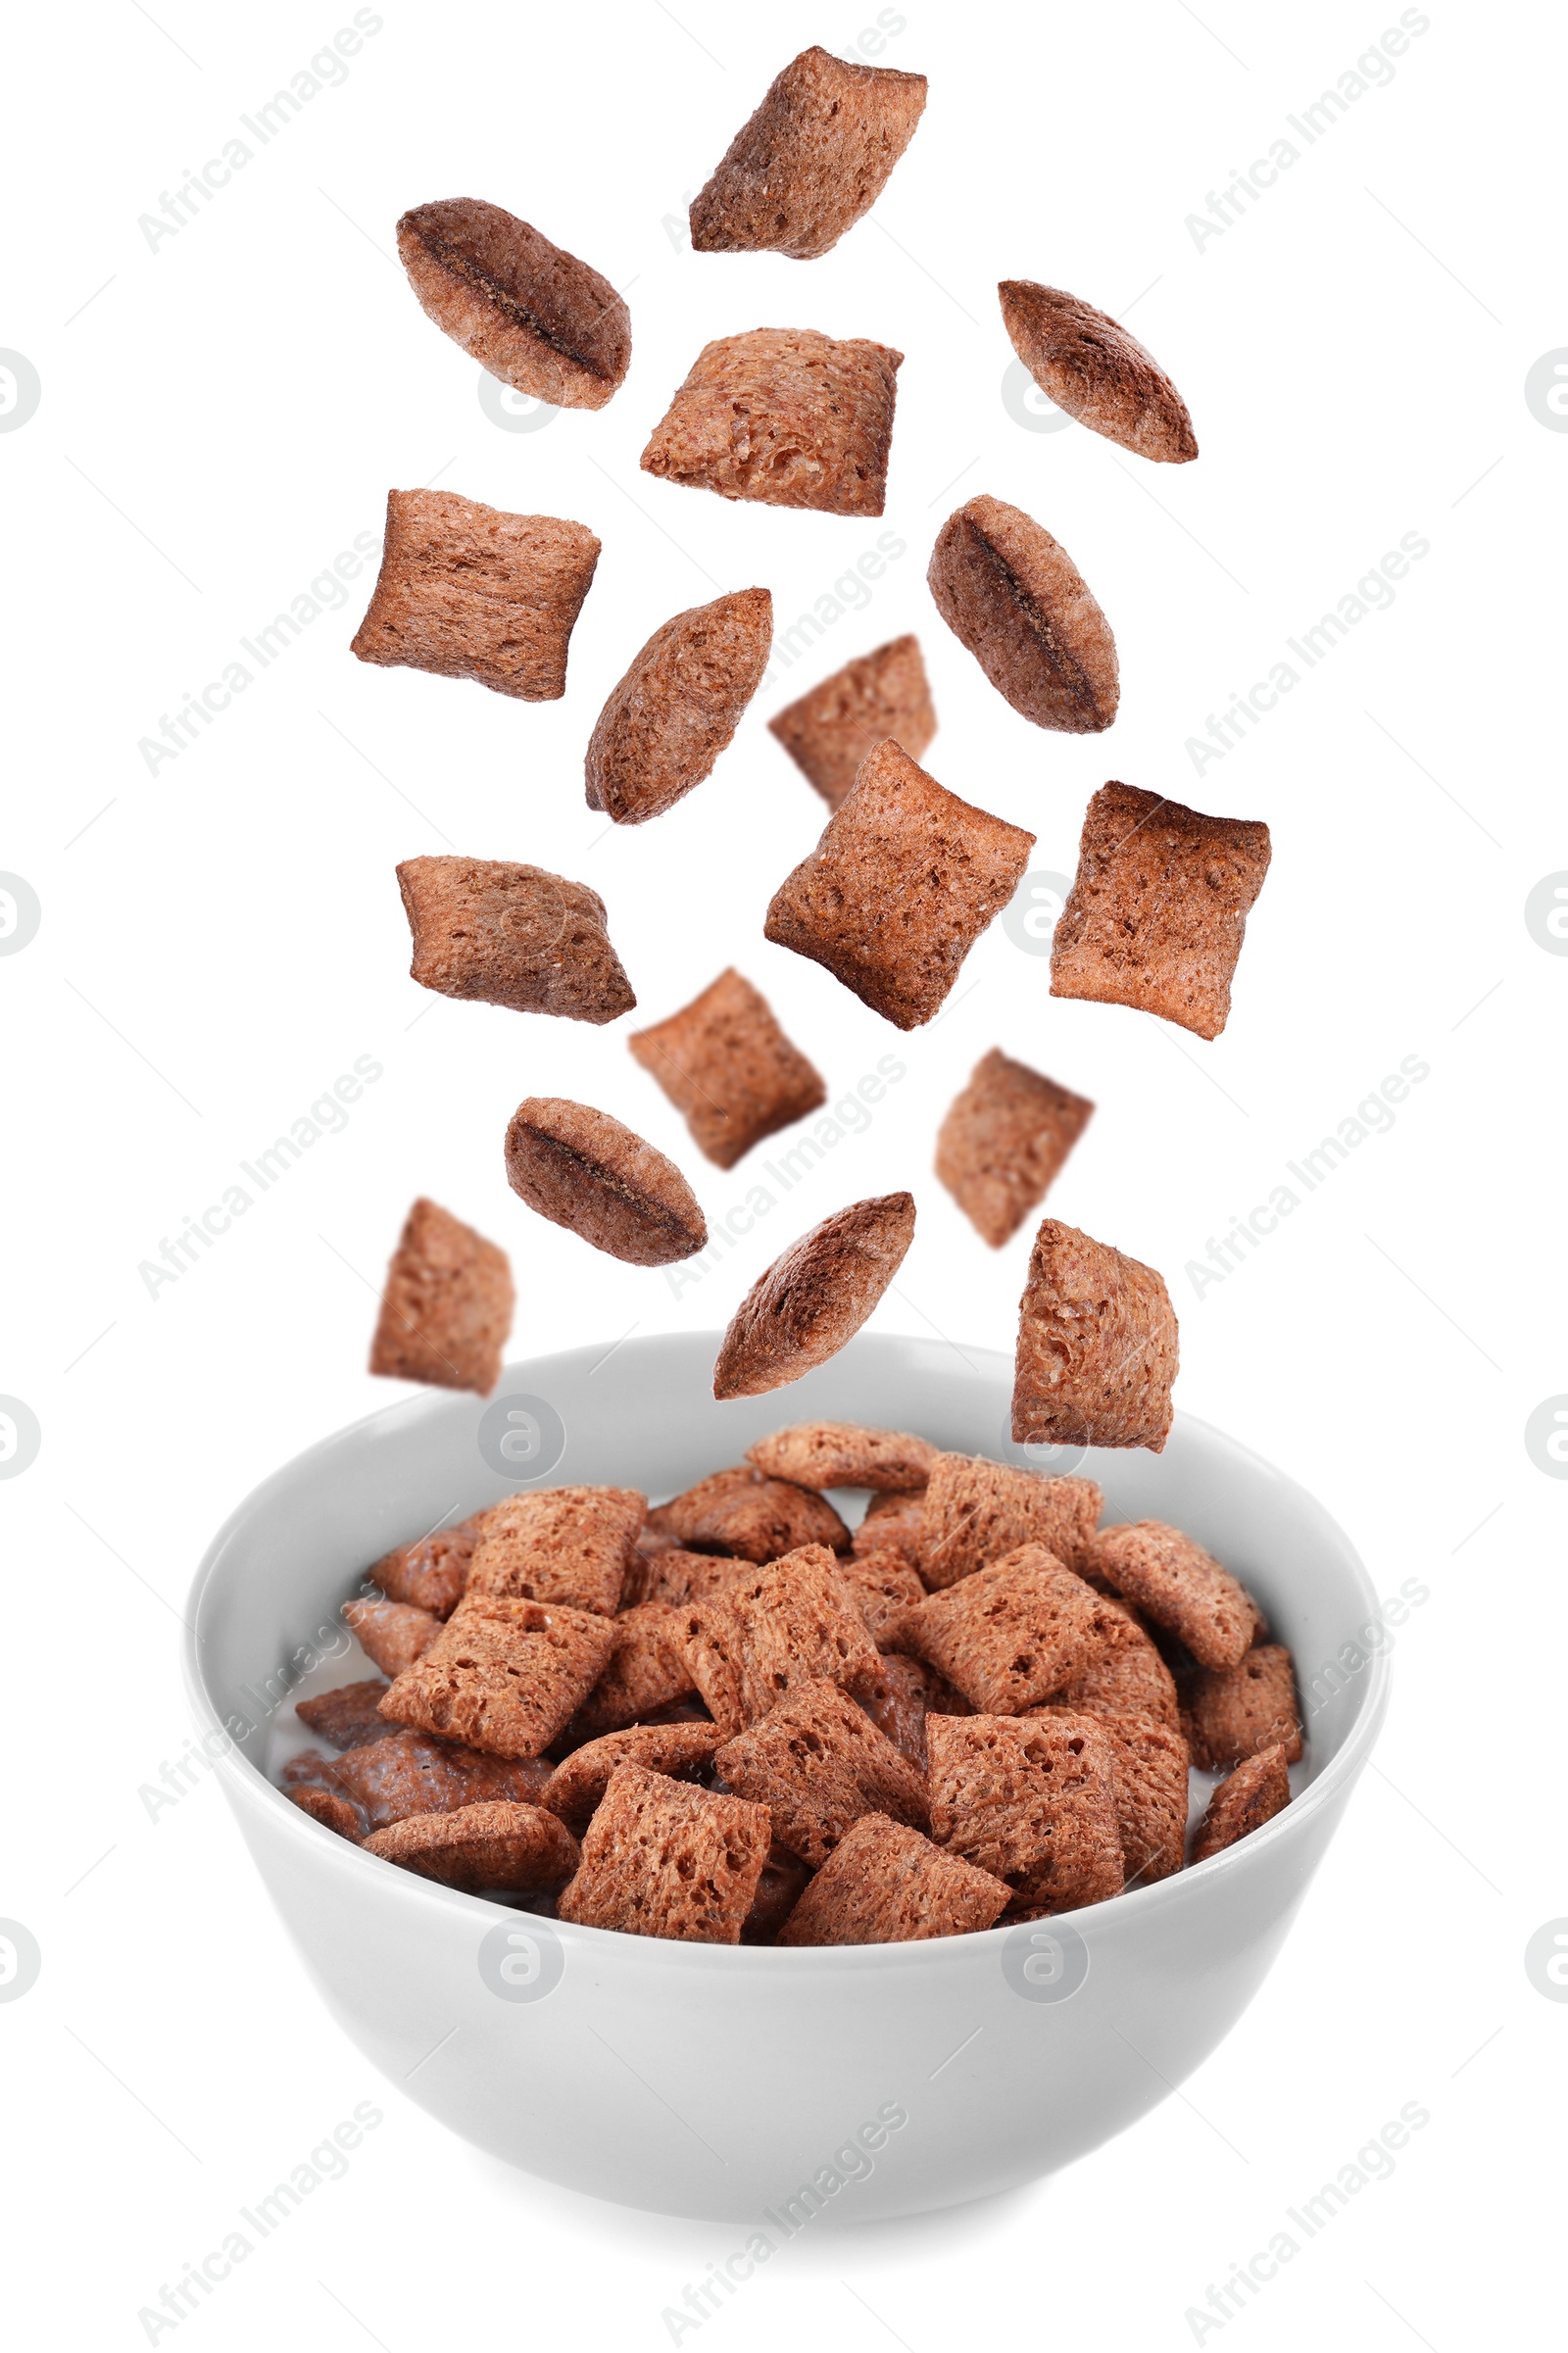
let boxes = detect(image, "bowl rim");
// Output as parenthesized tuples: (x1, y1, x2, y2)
(182, 1333, 1392, 1971)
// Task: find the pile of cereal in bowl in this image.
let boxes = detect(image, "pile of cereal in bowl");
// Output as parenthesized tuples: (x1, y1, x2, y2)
(278, 1424, 1302, 1944)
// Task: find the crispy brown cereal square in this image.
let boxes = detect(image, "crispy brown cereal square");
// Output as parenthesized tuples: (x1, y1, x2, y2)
(768, 635, 937, 810)
(343, 1597, 443, 1679)
(690, 47, 927, 260)
(657, 1466, 849, 1561)
(641, 328, 901, 517)
(853, 1487, 925, 1566)
(397, 199, 630, 411)
(746, 1421, 935, 1493)
(1012, 1217, 1179, 1452)
(289, 1786, 365, 1840)
(621, 1549, 756, 1609)
(556, 1762, 770, 1943)
(927, 494, 1118, 733)
(364, 1799, 579, 1893)
(999, 281, 1197, 465)
(927, 1711, 1123, 1916)
(368, 1197, 514, 1397)
(379, 1593, 614, 1760)
(504, 1096, 707, 1266)
(396, 857, 635, 1025)
(368, 1513, 485, 1617)
(918, 1452, 1102, 1588)
(838, 1549, 927, 1648)
(778, 1814, 1009, 1946)
(764, 738, 1035, 1029)
(540, 1724, 722, 1835)
(327, 1730, 551, 1830)
(1046, 1593, 1180, 1732)
(897, 1547, 1102, 1714)
(351, 489, 600, 701)
(713, 1676, 926, 1865)
(1036, 1707, 1189, 1886)
(586, 594, 773, 826)
(560, 1603, 697, 1740)
(1183, 1644, 1302, 1770)
(1051, 783, 1271, 1041)
(935, 1049, 1095, 1249)
(713, 1193, 916, 1397)
(294, 1682, 393, 1752)
(1093, 1521, 1259, 1670)
(465, 1486, 645, 1617)
(1191, 1742, 1292, 1861)
(628, 969, 824, 1168)
(681, 1545, 881, 1737)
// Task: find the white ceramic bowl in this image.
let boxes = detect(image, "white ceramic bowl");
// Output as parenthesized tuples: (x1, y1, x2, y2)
(184, 1331, 1388, 2224)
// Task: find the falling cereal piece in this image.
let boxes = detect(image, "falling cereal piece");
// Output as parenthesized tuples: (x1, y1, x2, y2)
(504, 1098, 707, 1267)
(351, 489, 600, 701)
(396, 858, 635, 1025)
(998, 280, 1197, 464)
(628, 969, 824, 1168)
(935, 1049, 1095, 1249)
(1050, 782, 1271, 1041)
(641, 328, 901, 517)
(764, 739, 1034, 1029)
(397, 198, 630, 410)
(768, 635, 936, 809)
(368, 1198, 514, 1397)
(927, 493, 1118, 733)
(586, 592, 773, 825)
(690, 47, 927, 260)
(1012, 1218, 1179, 1453)
(711, 1193, 915, 1398)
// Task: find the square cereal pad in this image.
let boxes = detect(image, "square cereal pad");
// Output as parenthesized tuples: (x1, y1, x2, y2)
(556, 1762, 770, 1943)
(681, 1544, 880, 1737)
(378, 1593, 615, 1759)
(713, 1676, 927, 1866)
(628, 968, 824, 1169)
(897, 1545, 1102, 1713)
(465, 1485, 646, 1617)
(777, 1815, 1009, 1945)
(927, 1710, 1124, 1916)
(1051, 782, 1271, 1041)
(919, 1451, 1102, 1589)
(763, 739, 1035, 1031)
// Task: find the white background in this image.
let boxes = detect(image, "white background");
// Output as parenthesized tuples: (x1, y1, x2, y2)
(3, 1, 1563, 2344)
